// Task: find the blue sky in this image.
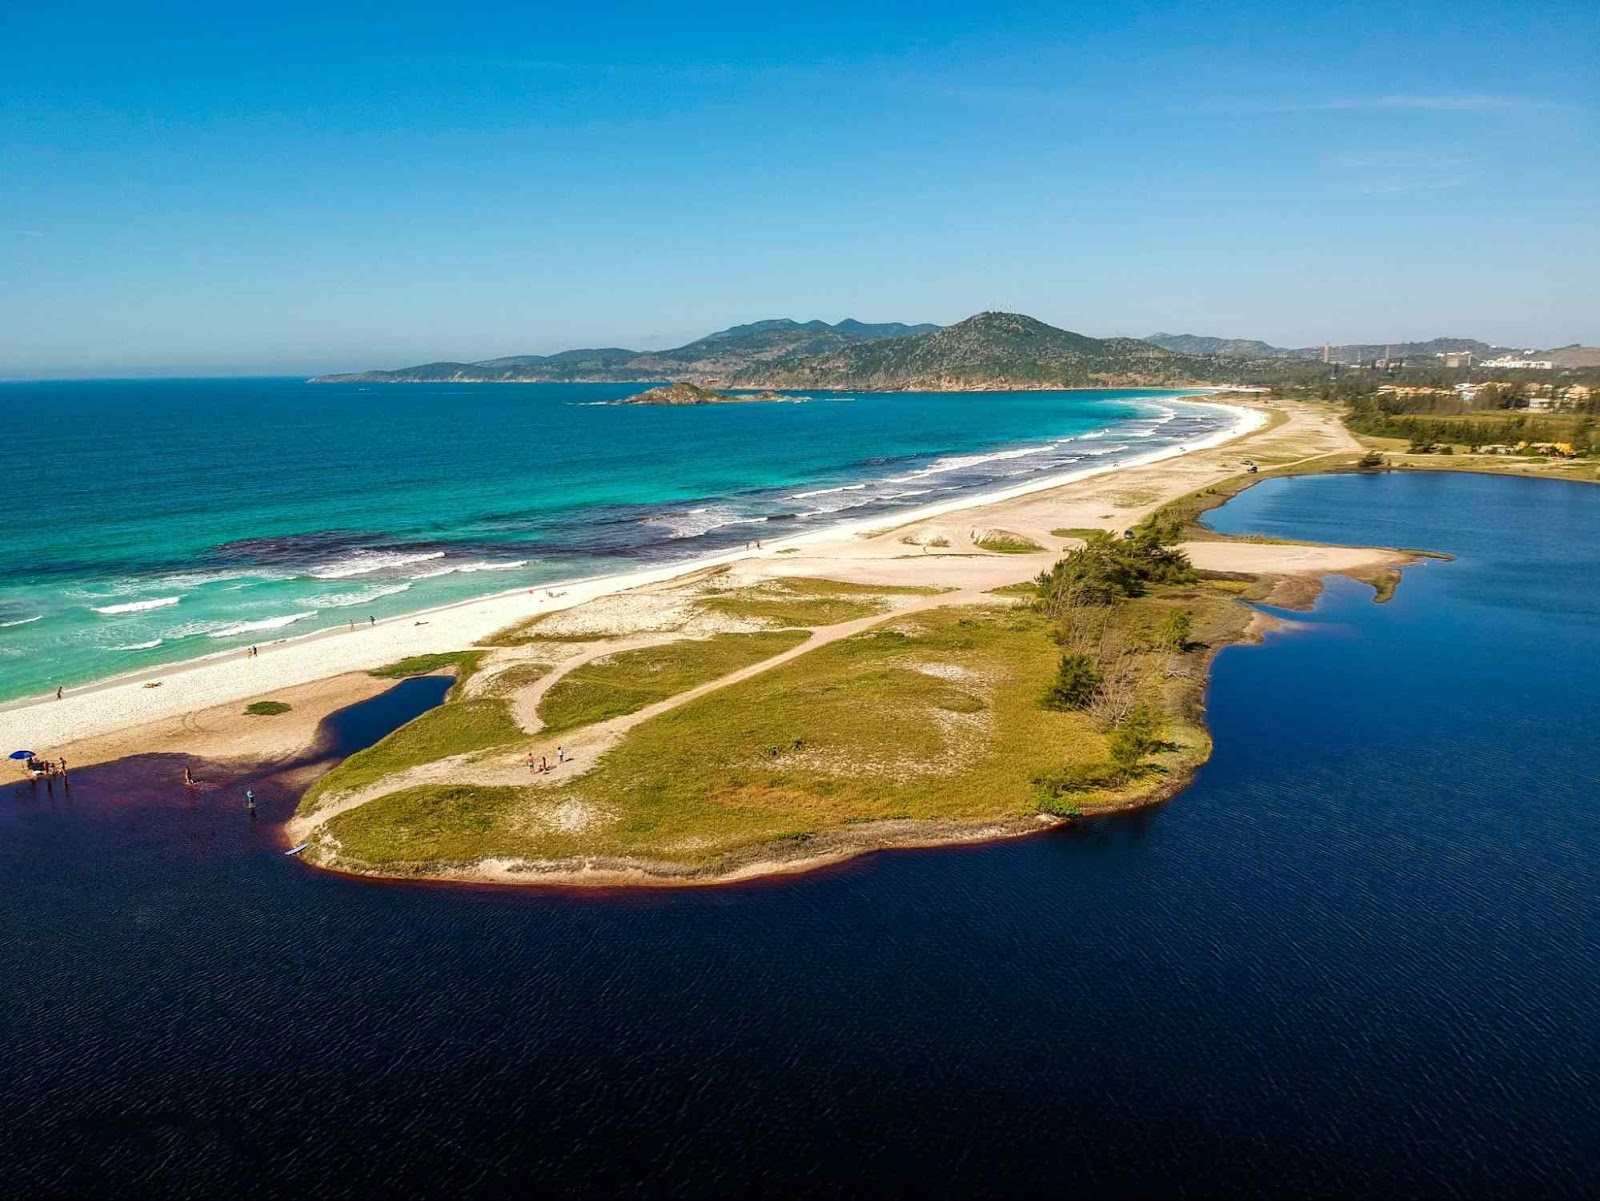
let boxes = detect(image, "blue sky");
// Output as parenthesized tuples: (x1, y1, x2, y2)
(2, 0, 1595, 376)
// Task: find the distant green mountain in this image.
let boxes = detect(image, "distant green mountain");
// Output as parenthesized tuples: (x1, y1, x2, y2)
(314, 318, 940, 384)
(1145, 332, 1514, 364)
(1145, 333, 1287, 357)
(319, 312, 1564, 392)
(737, 312, 1217, 390)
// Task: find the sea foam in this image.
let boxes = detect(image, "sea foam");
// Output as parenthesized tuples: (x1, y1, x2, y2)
(309, 583, 414, 608)
(209, 611, 318, 638)
(310, 551, 445, 579)
(92, 597, 181, 615)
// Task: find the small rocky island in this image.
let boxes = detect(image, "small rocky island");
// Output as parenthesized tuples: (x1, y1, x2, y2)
(613, 382, 800, 406)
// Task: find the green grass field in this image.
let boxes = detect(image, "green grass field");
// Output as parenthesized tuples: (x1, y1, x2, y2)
(537, 630, 809, 732)
(973, 531, 1044, 554)
(322, 595, 1234, 870)
(1050, 527, 1104, 540)
(480, 661, 554, 696)
(369, 651, 486, 692)
(300, 696, 523, 813)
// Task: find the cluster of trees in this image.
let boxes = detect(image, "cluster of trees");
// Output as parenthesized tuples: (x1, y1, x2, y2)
(1345, 397, 1598, 455)
(1030, 523, 1196, 813)
(1034, 520, 1195, 612)
(1280, 368, 1600, 411)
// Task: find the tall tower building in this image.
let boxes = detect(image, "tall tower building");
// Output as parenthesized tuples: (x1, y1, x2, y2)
(1322, 343, 1331, 365)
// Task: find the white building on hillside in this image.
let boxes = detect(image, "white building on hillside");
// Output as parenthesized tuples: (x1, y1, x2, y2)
(1481, 355, 1554, 370)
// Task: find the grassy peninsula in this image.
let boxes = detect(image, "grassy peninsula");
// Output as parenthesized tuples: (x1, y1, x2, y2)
(291, 517, 1321, 884)
(278, 393, 1433, 885)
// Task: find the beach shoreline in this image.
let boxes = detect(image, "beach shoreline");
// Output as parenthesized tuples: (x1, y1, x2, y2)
(14, 390, 1424, 889)
(2, 395, 1264, 753)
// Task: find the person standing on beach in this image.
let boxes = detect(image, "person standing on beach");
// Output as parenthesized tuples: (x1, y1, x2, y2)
(556, 745, 565, 765)
(56, 686, 63, 700)
(369, 616, 375, 627)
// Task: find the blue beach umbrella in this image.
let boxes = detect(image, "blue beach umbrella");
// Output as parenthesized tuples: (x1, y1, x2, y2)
(9, 750, 37, 759)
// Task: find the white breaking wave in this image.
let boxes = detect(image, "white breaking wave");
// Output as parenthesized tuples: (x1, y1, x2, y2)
(794, 490, 880, 518)
(0, 615, 42, 628)
(1082, 445, 1133, 457)
(165, 620, 230, 639)
(309, 550, 445, 580)
(797, 500, 877, 519)
(92, 596, 181, 615)
(790, 483, 866, 500)
(645, 507, 768, 539)
(887, 442, 1056, 484)
(208, 611, 317, 638)
(111, 639, 163, 651)
(157, 568, 287, 590)
(309, 583, 414, 608)
(410, 559, 529, 579)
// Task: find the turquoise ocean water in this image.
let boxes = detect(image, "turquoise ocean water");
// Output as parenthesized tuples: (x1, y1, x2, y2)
(0, 378, 1228, 702)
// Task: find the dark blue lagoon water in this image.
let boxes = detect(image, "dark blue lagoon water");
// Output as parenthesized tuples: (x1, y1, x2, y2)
(2, 471, 1597, 1197)
(0, 378, 1225, 702)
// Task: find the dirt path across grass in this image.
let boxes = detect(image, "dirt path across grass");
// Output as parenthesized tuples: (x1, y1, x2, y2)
(290, 587, 1003, 840)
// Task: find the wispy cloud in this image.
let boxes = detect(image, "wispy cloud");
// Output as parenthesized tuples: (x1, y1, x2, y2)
(1345, 176, 1470, 195)
(1287, 93, 1562, 113)
(1328, 150, 1477, 194)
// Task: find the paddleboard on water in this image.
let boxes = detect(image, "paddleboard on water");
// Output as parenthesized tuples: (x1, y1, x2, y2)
(285, 842, 309, 856)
